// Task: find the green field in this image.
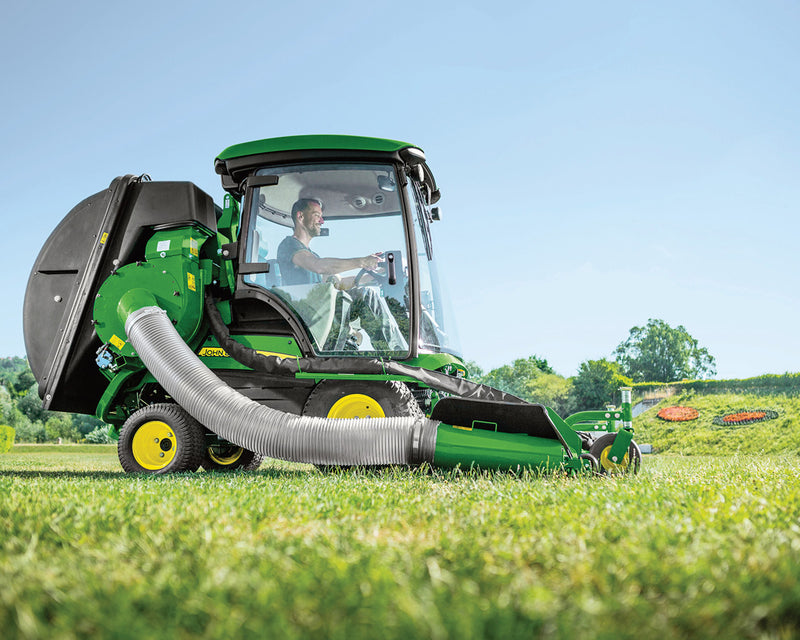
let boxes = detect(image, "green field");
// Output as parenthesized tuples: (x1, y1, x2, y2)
(1, 445, 799, 639)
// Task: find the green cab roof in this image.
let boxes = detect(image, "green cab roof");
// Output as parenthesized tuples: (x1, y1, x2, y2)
(217, 134, 421, 162)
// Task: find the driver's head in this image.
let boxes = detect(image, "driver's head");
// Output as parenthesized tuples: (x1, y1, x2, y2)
(291, 198, 324, 237)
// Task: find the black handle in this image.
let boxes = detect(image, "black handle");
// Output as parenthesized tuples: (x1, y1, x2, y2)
(386, 252, 396, 285)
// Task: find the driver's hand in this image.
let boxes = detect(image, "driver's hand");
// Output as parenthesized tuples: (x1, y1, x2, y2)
(360, 252, 383, 271)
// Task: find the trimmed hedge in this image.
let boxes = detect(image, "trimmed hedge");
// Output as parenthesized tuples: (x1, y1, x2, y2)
(632, 373, 800, 397)
(0, 424, 15, 453)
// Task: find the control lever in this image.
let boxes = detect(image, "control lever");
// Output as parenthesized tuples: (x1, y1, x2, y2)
(386, 252, 396, 285)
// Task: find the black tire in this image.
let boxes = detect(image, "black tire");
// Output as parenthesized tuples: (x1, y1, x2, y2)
(302, 379, 423, 419)
(203, 442, 264, 472)
(118, 403, 205, 474)
(589, 432, 641, 475)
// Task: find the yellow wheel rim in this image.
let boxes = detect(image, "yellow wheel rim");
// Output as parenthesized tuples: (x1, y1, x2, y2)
(132, 420, 176, 470)
(599, 445, 630, 473)
(327, 394, 386, 419)
(208, 445, 244, 465)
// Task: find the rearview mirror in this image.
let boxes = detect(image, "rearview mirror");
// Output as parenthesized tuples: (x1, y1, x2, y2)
(245, 175, 279, 188)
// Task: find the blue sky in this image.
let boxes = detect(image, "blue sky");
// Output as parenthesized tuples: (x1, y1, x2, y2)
(2, 0, 798, 379)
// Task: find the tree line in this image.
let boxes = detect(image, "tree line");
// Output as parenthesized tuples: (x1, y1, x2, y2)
(0, 356, 108, 443)
(470, 318, 716, 414)
(1, 318, 716, 442)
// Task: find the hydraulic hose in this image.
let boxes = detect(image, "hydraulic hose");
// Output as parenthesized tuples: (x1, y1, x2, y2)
(204, 294, 525, 404)
(124, 306, 439, 466)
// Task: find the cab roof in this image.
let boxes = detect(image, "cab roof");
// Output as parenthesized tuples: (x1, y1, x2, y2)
(215, 135, 426, 198)
(217, 134, 421, 161)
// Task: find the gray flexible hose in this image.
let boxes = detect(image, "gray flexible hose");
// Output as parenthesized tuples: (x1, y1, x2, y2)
(125, 306, 439, 466)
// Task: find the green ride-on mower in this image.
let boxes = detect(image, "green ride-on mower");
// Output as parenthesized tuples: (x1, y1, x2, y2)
(23, 135, 640, 475)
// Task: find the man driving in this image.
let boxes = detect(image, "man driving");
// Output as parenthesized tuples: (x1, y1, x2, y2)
(276, 197, 407, 351)
(277, 197, 381, 287)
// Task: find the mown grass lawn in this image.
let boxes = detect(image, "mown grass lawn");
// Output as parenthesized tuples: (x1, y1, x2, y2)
(1, 446, 799, 639)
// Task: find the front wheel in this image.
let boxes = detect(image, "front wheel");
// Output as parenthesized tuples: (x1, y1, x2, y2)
(589, 432, 641, 475)
(118, 403, 205, 474)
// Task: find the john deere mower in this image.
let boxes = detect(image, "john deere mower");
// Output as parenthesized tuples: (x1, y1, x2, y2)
(23, 135, 640, 474)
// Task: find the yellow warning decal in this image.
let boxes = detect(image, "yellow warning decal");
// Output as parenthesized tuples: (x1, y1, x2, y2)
(451, 425, 473, 431)
(109, 335, 126, 350)
(198, 347, 229, 357)
(187, 272, 196, 292)
(256, 350, 298, 359)
(100, 232, 109, 244)
(197, 347, 297, 360)
(190, 238, 199, 257)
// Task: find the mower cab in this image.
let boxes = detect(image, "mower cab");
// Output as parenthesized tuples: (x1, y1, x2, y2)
(213, 135, 460, 366)
(23, 135, 640, 475)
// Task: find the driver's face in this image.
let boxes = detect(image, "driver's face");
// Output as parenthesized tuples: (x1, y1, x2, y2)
(301, 203, 324, 237)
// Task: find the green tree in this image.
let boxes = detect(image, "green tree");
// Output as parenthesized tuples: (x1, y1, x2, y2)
(72, 413, 105, 436)
(45, 414, 79, 442)
(475, 356, 571, 412)
(523, 372, 574, 416)
(17, 384, 51, 423)
(13, 369, 36, 396)
(465, 360, 485, 380)
(0, 357, 29, 390)
(477, 355, 555, 399)
(572, 359, 632, 411)
(614, 318, 716, 382)
(13, 419, 47, 443)
(85, 425, 113, 444)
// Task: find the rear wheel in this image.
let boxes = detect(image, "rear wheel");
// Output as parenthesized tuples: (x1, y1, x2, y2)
(118, 403, 205, 474)
(589, 432, 641, 475)
(203, 441, 263, 472)
(302, 379, 423, 419)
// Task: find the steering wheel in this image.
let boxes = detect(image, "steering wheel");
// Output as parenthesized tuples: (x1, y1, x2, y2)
(353, 265, 389, 289)
(353, 252, 395, 289)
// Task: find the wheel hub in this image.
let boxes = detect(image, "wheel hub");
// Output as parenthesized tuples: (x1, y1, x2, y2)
(327, 394, 386, 419)
(207, 444, 244, 465)
(598, 445, 630, 473)
(132, 420, 176, 470)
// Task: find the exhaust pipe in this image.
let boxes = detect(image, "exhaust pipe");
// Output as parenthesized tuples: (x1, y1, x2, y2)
(125, 306, 439, 466)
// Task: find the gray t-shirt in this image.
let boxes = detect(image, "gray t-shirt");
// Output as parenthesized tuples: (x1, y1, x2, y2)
(277, 235, 322, 286)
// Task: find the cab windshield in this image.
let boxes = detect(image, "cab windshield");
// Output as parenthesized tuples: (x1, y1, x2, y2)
(406, 175, 462, 358)
(243, 163, 410, 356)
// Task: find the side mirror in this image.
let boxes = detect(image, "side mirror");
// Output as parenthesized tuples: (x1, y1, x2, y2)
(244, 174, 279, 189)
(430, 207, 441, 221)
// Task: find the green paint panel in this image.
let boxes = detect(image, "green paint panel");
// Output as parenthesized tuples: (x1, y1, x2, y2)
(433, 424, 566, 471)
(545, 408, 584, 457)
(198, 334, 302, 370)
(405, 352, 467, 376)
(93, 228, 208, 358)
(608, 428, 634, 461)
(217, 135, 419, 161)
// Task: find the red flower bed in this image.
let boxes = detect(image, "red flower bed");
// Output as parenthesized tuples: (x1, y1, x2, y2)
(657, 406, 699, 422)
(724, 411, 766, 423)
(713, 409, 778, 426)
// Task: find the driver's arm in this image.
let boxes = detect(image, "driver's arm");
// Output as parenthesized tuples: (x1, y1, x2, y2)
(292, 251, 380, 278)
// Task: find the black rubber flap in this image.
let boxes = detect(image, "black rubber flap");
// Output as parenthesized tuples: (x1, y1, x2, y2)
(430, 396, 560, 440)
